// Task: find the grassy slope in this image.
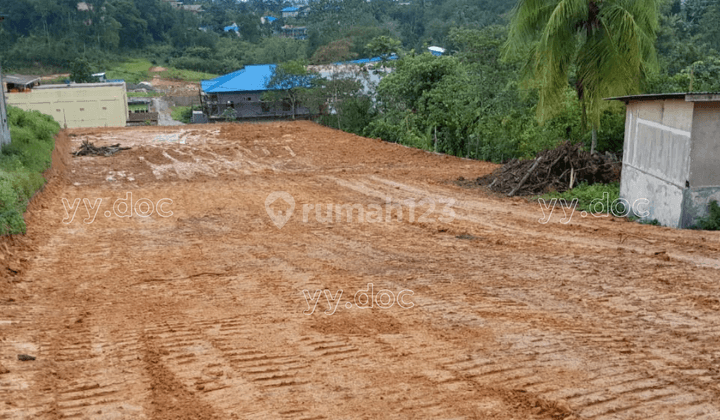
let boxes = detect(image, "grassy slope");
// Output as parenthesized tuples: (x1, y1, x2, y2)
(105, 59, 218, 84)
(0, 106, 60, 235)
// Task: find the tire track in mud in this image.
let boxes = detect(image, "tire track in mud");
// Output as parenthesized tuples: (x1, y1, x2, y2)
(5, 122, 720, 419)
(283, 173, 720, 419)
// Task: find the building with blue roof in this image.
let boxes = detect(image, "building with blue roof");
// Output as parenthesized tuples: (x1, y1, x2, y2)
(200, 65, 311, 121)
(224, 23, 239, 33)
(428, 46, 445, 56)
(332, 54, 399, 66)
(282, 6, 299, 17)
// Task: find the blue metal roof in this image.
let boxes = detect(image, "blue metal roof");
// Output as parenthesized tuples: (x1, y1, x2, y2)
(282, 6, 299, 12)
(224, 23, 239, 32)
(201, 65, 279, 93)
(333, 54, 399, 66)
(263, 16, 277, 22)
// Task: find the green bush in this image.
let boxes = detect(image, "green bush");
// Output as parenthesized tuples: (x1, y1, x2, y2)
(538, 182, 620, 214)
(694, 200, 720, 231)
(0, 106, 60, 235)
(171, 106, 193, 124)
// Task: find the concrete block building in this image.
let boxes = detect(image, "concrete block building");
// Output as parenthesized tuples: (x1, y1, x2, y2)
(200, 65, 310, 121)
(6, 82, 128, 128)
(611, 93, 720, 228)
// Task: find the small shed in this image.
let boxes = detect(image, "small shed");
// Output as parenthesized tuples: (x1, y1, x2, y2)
(609, 93, 720, 228)
(3, 74, 41, 92)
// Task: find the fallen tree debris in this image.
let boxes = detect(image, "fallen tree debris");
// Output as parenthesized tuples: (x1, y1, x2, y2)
(477, 141, 621, 196)
(73, 140, 131, 157)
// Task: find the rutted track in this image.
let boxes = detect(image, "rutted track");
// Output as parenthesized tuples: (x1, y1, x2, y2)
(1, 121, 719, 419)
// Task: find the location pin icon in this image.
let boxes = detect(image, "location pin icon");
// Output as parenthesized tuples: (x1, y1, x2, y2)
(265, 191, 295, 229)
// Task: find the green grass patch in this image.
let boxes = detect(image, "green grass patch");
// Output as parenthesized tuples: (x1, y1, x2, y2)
(105, 58, 154, 84)
(538, 182, 620, 214)
(0, 106, 60, 235)
(171, 106, 193, 124)
(158, 68, 218, 83)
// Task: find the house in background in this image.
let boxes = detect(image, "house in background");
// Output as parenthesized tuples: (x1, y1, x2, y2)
(280, 25, 307, 40)
(428, 46, 445, 56)
(3, 74, 41, 92)
(610, 92, 720, 228)
(281, 6, 299, 17)
(200, 65, 311, 121)
(160, 0, 203, 13)
(182, 4, 202, 13)
(261, 16, 277, 24)
(224, 22, 240, 34)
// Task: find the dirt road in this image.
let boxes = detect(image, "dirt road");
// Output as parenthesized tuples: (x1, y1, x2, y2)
(1, 122, 719, 419)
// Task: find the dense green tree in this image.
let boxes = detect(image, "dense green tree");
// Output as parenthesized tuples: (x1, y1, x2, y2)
(70, 58, 94, 83)
(505, 0, 661, 154)
(699, 3, 720, 51)
(266, 60, 316, 119)
(310, 39, 356, 64)
(365, 35, 402, 62)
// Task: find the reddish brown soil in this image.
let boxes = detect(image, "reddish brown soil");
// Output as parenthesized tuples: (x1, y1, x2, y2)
(150, 76, 199, 96)
(1, 121, 719, 420)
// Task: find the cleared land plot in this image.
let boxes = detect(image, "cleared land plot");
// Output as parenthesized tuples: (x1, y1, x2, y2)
(1, 121, 719, 419)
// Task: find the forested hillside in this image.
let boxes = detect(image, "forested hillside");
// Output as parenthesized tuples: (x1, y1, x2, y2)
(0, 0, 512, 72)
(1, 0, 719, 161)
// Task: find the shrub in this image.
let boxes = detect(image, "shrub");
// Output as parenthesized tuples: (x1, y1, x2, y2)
(171, 106, 193, 124)
(694, 200, 720, 231)
(538, 182, 620, 214)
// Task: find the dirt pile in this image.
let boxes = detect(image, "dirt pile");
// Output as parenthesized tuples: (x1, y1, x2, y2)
(478, 141, 621, 196)
(73, 140, 131, 157)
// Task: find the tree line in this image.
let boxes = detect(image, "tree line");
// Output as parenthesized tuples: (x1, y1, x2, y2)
(1, 0, 719, 162)
(272, 0, 720, 161)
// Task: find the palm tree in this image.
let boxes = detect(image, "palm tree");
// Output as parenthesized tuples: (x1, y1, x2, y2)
(504, 0, 661, 153)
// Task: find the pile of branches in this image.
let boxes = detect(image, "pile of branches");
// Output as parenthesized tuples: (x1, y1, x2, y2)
(481, 141, 621, 196)
(73, 140, 131, 157)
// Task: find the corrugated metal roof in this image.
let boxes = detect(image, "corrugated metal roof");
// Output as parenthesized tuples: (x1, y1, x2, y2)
(282, 6, 299, 12)
(3, 74, 41, 86)
(334, 54, 399, 65)
(606, 92, 720, 102)
(201, 65, 278, 93)
(224, 23, 239, 32)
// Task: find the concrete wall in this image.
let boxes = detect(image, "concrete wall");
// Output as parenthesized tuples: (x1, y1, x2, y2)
(681, 187, 720, 228)
(620, 97, 720, 228)
(620, 99, 694, 227)
(6, 83, 128, 128)
(206, 92, 310, 119)
(0, 66, 10, 148)
(191, 111, 208, 124)
(689, 102, 720, 187)
(166, 95, 201, 107)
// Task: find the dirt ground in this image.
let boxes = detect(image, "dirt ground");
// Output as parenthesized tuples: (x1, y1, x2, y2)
(1, 122, 719, 420)
(149, 77, 199, 97)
